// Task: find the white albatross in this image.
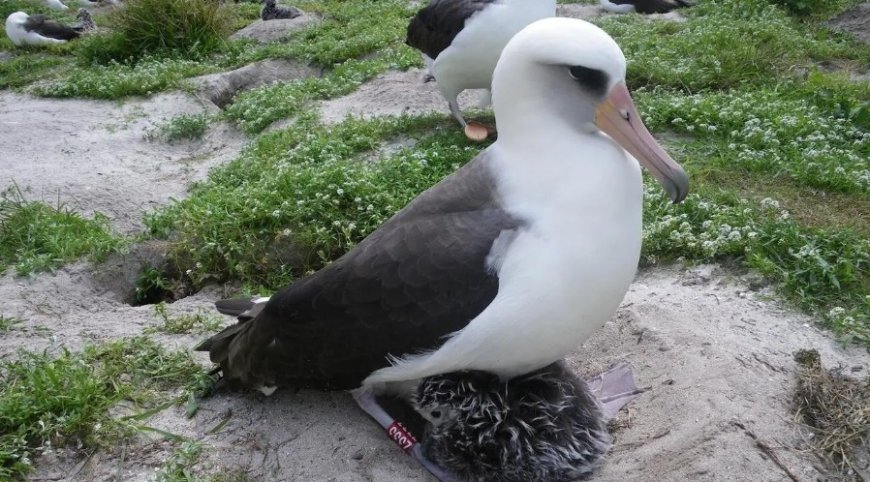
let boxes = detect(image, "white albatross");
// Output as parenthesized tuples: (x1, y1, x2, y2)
(5, 11, 80, 46)
(405, 0, 556, 141)
(197, 16, 688, 477)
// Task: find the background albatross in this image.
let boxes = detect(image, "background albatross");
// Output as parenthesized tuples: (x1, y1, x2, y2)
(5, 11, 80, 46)
(405, 0, 556, 141)
(199, 15, 688, 464)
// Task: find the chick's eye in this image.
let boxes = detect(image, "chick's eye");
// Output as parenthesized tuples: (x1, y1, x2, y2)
(431, 410, 442, 419)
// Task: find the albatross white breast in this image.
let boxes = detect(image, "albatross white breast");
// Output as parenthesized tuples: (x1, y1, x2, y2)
(198, 17, 688, 404)
(405, 0, 556, 140)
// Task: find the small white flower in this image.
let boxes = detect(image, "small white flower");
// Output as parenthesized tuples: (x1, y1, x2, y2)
(760, 197, 779, 210)
(828, 307, 846, 318)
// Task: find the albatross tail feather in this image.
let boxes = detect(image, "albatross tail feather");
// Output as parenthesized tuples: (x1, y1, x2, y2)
(195, 321, 248, 364)
(214, 298, 255, 317)
(197, 296, 269, 367)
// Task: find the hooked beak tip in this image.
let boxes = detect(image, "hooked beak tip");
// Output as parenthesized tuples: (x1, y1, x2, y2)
(667, 169, 689, 204)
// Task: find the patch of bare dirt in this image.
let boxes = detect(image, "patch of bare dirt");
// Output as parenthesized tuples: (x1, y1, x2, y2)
(0, 92, 245, 234)
(828, 2, 870, 44)
(318, 68, 486, 124)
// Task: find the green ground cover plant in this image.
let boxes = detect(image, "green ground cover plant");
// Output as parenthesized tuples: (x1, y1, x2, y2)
(154, 113, 213, 142)
(0, 315, 22, 333)
(0, 191, 125, 276)
(603, 0, 870, 91)
(0, 337, 209, 479)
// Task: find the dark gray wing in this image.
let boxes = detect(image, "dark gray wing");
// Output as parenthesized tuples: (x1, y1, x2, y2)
(406, 0, 497, 60)
(24, 14, 79, 41)
(609, 0, 692, 13)
(198, 151, 524, 390)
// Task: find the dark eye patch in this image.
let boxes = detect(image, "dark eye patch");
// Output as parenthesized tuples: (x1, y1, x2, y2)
(568, 65, 608, 98)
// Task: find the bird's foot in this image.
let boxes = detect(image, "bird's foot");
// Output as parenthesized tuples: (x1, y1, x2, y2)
(463, 121, 496, 142)
(585, 361, 646, 420)
(422, 73, 436, 83)
(351, 388, 459, 482)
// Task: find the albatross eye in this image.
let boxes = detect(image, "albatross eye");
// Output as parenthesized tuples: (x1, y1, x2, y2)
(568, 65, 608, 98)
(431, 410, 442, 419)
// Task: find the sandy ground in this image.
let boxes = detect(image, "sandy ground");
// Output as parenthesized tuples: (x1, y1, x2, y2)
(0, 92, 244, 234)
(318, 69, 486, 125)
(2, 2, 869, 481)
(7, 262, 868, 481)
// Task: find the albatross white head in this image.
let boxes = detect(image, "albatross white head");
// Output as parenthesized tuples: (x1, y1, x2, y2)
(491, 17, 688, 202)
(5, 12, 30, 47)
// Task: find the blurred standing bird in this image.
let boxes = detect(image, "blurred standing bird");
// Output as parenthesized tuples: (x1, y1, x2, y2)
(405, 0, 556, 141)
(5, 11, 79, 46)
(261, 0, 302, 20)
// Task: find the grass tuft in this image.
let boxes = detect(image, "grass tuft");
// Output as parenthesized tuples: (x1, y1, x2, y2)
(81, 0, 232, 65)
(149, 303, 223, 335)
(134, 266, 174, 305)
(0, 337, 208, 479)
(0, 316, 22, 333)
(0, 190, 125, 276)
(155, 441, 203, 482)
(153, 114, 212, 143)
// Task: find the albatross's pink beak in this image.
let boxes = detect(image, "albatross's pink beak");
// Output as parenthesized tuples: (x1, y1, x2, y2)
(595, 83, 689, 203)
